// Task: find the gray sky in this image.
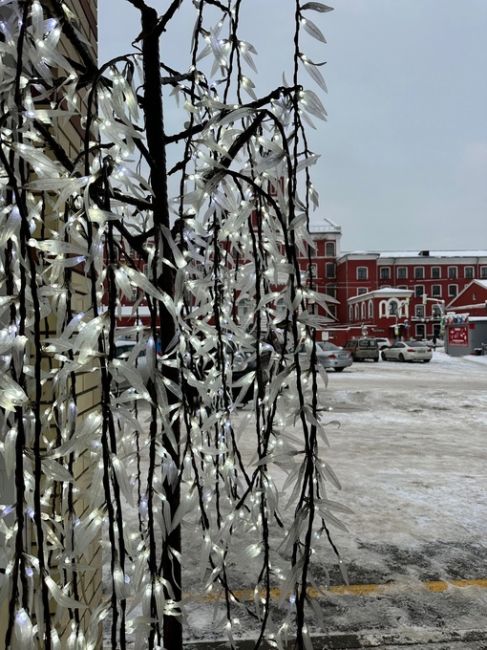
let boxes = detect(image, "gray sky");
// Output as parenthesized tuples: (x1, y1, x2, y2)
(99, 1, 487, 252)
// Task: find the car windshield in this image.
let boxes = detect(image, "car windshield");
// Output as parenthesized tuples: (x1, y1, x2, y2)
(407, 341, 426, 348)
(359, 339, 377, 348)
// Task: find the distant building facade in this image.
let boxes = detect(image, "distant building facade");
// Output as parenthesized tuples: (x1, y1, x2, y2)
(302, 223, 487, 345)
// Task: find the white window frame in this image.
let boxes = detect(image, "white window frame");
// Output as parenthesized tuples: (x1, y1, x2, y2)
(415, 304, 425, 318)
(325, 262, 336, 278)
(448, 266, 458, 280)
(464, 266, 474, 280)
(380, 266, 391, 280)
(357, 287, 367, 295)
(414, 266, 425, 280)
(396, 266, 407, 279)
(480, 266, 487, 279)
(448, 284, 458, 297)
(431, 266, 441, 279)
(368, 300, 374, 319)
(415, 285, 425, 298)
(325, 241, 335, 257)
(356, 266, 368, 281)
(432, 284, 442, 297)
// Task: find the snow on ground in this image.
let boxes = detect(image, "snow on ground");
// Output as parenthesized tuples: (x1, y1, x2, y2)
(183, 349, 487, 644)
(104, 349, 487, 646)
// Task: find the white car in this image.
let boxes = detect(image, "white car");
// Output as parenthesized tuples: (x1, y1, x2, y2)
(373, 337, 391, 350)
(381, 341, 432, 363)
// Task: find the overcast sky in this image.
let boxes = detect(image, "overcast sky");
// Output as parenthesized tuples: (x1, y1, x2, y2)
(98, 1, 487, 252)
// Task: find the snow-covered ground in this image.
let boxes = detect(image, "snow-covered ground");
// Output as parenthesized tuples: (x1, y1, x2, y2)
(184, 349, 487, 644)
(104, 350, 487, 646)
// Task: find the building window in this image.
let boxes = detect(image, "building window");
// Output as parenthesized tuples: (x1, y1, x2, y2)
(432, 284, 441, 297)
(328, 305, 337, 317)
(464, 266, 474, 280)
(325, 241, 335, 257)
(448, 284, 458, 297)
(357, 266, 368, 280)
(431, 266, 441, 279)
(380, 267, 391, 280)
(481, 266, 487, 279)
(415, 324, 426, 339)
(397, 285, 408, 290)
(432, 304, 443, 318)
(415, 304, 425, 318)
(354, 304, 359, 320)
(307, 263, 317, 279)
(357, 287, 367, 295)
(397, 267, 407, 279)
(348, 305, 353, 321)
(415, 285, 425, 298)
(448, 266, 458, 279)
(368, 300, 374, 319)
(388, 300, 399, 316)
(414, 266, 425, 279)
(327, 286, 337, 298)
(379, 300, 387, 317)
(325, 262, 336, 278)
(361, 302, 367, 320)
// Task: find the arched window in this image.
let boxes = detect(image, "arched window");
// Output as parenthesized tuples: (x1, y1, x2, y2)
(354, 304, 359, 321)
(379, 300, 387, 317)
(361, 302, 366, 319)
(325, 241, 335, 257)
(368, 300, 374, 319)
(348, 305, 353, 321)
(388, 300, 398, 316)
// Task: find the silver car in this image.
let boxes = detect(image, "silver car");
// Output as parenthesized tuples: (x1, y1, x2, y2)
(299, 341, 353, 372)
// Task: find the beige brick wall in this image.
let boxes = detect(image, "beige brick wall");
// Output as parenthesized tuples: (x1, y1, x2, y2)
(0, 1, 100, 647)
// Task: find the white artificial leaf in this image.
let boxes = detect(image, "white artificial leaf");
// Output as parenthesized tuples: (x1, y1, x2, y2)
(43, 459, 74, 483)
(302, 17, 327, 43)
(111, 454, 135, 506)
(45, 576, 87, 609)
(302, 60, 328, 92)
(301, 2, 334, 12)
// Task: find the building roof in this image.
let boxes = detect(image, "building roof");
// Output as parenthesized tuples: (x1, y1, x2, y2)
(377, 250, 487, 259)
(348, 287, 413, 304)
(309, 217, 342, 235)
(446, 279, 487, 309)
(339, 250, 487, 262)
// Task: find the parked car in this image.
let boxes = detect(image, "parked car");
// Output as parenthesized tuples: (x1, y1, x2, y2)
(381, 341, 432, 363)
(372, 337, 391, 350)
(298, 341, 353, 372)
(344, 338, 379, 362)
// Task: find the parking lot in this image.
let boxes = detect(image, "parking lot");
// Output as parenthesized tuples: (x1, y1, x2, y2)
(185, 350, 487, 646)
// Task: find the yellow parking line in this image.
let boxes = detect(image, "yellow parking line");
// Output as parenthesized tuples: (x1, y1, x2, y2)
(189, 578, 487, 604)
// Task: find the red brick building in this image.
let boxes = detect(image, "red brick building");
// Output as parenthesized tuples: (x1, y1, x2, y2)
(302, 226, 487, 345)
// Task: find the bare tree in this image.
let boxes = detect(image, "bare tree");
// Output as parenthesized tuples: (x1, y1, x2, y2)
(0, 1, 346, 649)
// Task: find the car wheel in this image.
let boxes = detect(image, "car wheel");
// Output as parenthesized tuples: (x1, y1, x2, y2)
(399, 353, 405, 362)
(381, 351, 387, 361)
(374, 357, 379, 362)
(423, 359, 430, 363)
(335, 367, 344, 372)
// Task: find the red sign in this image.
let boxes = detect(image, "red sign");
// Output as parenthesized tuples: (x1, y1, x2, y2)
(448, 326, 469, 346)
